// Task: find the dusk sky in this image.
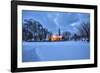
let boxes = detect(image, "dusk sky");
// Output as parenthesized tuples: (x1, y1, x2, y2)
(22, 10, 90, 34)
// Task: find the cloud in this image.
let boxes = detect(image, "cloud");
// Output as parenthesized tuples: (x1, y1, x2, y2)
(47, 13, 60, 28)
(70, 21, 80, 27)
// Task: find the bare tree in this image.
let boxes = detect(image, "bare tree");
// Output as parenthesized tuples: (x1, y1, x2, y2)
(77, 22, 90, 42)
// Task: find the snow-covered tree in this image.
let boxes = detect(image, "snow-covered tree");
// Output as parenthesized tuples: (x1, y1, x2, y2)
(22, 19, 49, 41)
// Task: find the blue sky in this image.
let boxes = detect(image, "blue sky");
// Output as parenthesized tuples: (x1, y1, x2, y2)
(22, 10, 90, 34)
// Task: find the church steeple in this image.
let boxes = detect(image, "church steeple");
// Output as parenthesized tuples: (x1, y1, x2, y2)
(58, 28, 61, 36)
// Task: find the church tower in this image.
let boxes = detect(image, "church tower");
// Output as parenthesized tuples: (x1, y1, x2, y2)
(58, 28, 61, 36)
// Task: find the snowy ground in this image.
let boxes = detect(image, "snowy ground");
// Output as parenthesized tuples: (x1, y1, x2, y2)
(22, 41, 90, 62)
